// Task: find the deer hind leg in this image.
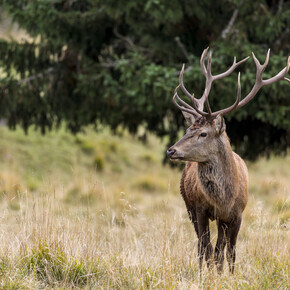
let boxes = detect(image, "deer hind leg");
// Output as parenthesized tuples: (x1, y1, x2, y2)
(205, 232, 213, 269)
(226, 216, 242, 274)
(214, 220, 227, 274)
(196, 209, 213, 271)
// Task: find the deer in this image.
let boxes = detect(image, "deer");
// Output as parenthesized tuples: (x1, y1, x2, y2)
(166, 48, 290, 274)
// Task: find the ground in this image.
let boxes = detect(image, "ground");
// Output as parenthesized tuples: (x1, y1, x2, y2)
(0, 125, 288, 289)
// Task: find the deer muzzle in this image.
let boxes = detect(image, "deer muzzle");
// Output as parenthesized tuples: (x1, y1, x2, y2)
(166, 148, 176, 158)
(167, 148, 180, 159)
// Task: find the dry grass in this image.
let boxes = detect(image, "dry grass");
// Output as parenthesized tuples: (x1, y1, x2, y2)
(0, 126, 289, 289)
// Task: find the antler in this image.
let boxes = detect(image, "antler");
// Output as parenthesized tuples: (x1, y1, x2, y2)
(235, 49, 290, 109)
(199, 48, 249, 117)
(173, 84, 201, 117)
(175, 47, 248, 119)
(173, 48, 290, 120)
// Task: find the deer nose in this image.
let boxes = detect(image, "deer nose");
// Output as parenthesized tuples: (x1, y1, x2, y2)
(166, 148, 176, 158)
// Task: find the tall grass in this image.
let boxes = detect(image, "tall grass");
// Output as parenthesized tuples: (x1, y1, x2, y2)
(0, 126, 288, 289)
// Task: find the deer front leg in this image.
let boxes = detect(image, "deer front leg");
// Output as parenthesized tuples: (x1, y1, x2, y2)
(187, 206, 199, 237)
(196, 208, 213, 271)
(214, 220, 227, 274)
(226, 216, 242, 274)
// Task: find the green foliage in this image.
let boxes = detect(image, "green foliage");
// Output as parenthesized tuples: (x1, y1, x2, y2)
(0, 0, 289, 160)
(22, 241, 99, 287)
(23, 242, 67, 284)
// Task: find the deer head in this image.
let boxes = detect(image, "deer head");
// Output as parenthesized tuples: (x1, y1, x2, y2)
(167, 48, 290, 162)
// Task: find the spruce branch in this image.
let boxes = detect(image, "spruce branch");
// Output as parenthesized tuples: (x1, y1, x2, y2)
(174, 36, 190, 62)
(1, 67, 55, 91)
(113, 24, 136, 51)
(277, 0, 284, 15)
(274, 28, 290, 48)
(18, 67, 55, 85)
(221, 8, 239, 39)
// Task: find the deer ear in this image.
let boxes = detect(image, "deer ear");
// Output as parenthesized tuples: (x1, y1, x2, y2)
(182, 111, 196, 125)
(214, 114, 226, 135)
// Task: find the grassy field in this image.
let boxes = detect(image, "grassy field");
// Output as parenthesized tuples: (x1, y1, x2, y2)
(0, 125, 288, 289)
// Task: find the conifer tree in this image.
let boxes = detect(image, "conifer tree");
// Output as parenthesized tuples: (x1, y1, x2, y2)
(0, 0, 289, 160)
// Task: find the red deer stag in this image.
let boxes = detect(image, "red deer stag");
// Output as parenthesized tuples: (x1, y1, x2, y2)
(167, 48, 289, 273)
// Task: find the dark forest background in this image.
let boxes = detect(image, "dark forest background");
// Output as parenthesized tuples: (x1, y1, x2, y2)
(0, 0, 289, 160)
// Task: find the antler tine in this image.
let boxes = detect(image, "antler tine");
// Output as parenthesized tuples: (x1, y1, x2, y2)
(263, 55, 290, 85)
(179, 64, 208, 116)
(200, 47, 209, 77)
(213, 55, 250, 81)
(173, 86, 199, 117)
(174, 85, 196, 111)
(199, 48, 249, 118)
(236, 72, 242, 104)
(205, 51, 213, 115)
(206, 50, 212, 76)
(212, 72, 242, 117)
(251, 49, 270, 78)
(284, 56, 290, 82)
(254, 49, 270, 83)
(179, 64, 194, 99)
(199, 47, 213, 115)
(237, 49, 289, 109)
(173, 48, 288, 121)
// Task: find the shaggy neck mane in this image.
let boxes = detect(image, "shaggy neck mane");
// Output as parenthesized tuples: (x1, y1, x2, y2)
(197, 133, 238, 211)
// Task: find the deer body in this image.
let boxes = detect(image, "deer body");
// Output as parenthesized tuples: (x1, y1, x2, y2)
(181, 134, 248, 223)
(170, 116, 248, 273)
(167, 48, 289, 273)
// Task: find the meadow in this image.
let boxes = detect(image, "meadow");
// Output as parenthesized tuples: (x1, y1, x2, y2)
(0, 125, 288, 289)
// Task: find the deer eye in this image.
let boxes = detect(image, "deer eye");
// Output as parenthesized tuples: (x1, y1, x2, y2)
(200, 132, 207, 137)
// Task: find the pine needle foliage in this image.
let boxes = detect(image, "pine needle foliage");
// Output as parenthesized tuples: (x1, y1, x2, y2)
(0, 0, 289, 160)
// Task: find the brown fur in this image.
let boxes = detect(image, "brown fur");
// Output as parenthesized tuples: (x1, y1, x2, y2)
(168, 48, 289, 273)
(168, 116, 248, 273)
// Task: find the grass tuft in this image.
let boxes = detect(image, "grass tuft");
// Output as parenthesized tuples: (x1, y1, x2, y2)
(134, 175, 167, 192)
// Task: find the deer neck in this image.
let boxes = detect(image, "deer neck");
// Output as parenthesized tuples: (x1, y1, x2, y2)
(197, 133, 238, 212)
